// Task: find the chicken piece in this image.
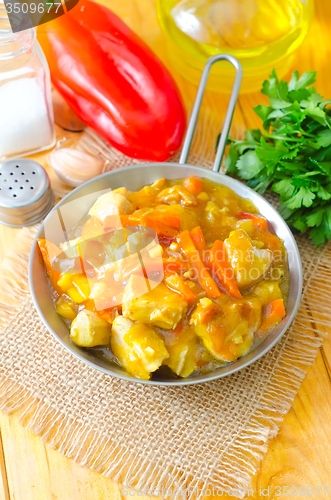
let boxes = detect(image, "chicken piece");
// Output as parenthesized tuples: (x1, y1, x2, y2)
(57, 273, 91, 304)
(155, 186, 197, 207)
(128, 178, 166, 208)
(228, 297, 262, 335)
(250, 281, 282, 306)
(153, 204, 199, 231)
(122, 281, 187, 330)
(126, 226, 155, 254)
(202, 202, 237, 240)
(163, 324, 206, 377)
(56, 295, 78, 321)
(235, 219, 255, 235)
(204, 201, 236, 225)
(88, 191, 134, 222)
(223, 297, 261, 357)
(194, 319, 237, 363)
(224, 230, 272, 289)
(70, 310, 111, 347)
(193, 296, 261, 362)
(111, 316, 169, 380)
(190, 298, 220, 326)
(112, 187, 132, 197)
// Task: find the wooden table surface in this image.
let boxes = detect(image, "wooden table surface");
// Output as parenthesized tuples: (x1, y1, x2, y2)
(1, 0, 331, 499)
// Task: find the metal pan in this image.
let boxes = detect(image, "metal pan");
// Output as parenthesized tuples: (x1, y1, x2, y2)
(29, 54, 303, 386)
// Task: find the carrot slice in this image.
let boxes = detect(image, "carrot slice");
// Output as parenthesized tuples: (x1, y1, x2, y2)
(164, 271, 196, 303)
(259, 298, 286, 332)
(103, 213, 179, 241)
(37, 239, 63, 295)
(144, 219, 178, 240)
(209, 240, 242, 299)
(183, 177, 202, 196)
(176, 230, 221, 300)
(190, 227, 212, 268)
(162, 257, 187, 273)
(190, 226, 206, 253)
(236, 212, 268, 230)
(144, 213, 180, 230)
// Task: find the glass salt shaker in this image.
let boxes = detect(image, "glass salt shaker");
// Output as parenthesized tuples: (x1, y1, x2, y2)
(0, 3, 55, 161)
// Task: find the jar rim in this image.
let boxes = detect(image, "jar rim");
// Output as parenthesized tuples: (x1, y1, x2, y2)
(0, 4, 35, 58)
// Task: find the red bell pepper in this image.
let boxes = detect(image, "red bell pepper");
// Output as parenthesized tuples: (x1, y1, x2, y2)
(38, 0, 186, 161)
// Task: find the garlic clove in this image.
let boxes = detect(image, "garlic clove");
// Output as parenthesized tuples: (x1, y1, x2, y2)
(47, 148, 107, 187)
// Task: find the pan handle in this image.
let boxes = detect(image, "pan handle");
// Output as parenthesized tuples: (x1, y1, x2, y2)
(179, 54, 242, 172)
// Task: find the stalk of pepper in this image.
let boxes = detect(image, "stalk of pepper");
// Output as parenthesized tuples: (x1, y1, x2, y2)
(37, 0, 186, 161)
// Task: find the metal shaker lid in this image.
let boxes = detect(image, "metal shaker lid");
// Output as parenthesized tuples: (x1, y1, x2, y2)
(0, 159, 54, 227)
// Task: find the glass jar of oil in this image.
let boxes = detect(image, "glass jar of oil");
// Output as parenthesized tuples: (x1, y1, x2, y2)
(156, 0, 314, 93)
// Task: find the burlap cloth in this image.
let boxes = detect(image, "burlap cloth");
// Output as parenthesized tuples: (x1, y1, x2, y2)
(0, 129, 331, 498)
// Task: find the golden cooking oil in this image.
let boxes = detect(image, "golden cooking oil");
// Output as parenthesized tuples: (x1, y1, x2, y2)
(157, 0, 314, 92)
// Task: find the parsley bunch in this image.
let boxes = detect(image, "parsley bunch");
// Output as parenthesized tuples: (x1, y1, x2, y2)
(225, 69, 331, 246)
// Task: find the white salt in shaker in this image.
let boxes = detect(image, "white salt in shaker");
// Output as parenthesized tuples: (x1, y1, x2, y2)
(0, 5, 55, 161)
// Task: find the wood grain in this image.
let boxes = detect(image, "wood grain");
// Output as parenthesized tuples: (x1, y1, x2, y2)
(0, 0, 331, 498)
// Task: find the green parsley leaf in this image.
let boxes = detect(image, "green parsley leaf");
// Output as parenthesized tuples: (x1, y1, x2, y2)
(316, 129, 331, 148)
(221, 68, 331, 246)
(286, 187, 315, 209)
(272, 179, 295, 198)
(306, 208, 325, 227)
(236, 151, 264, 180)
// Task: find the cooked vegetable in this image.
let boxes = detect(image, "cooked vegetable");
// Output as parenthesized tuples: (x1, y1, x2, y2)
(209, 240, 242, 299)
(176, 230, 222, 300)
(164, 271, 196, 303)
(37, 0, 186, 161)
(162, 257, 187, 273)
(189, 226, 207, 254)
(70, 310, 111, 347)
(39, 176, 288, 379)
(236, 212, 268, 230)
(111, 317, 169, 380)
(224, 69, 331, 246)
(58, 273, 91, 304)
(183, 177, 202, 196)
(55, 295, 78, 321)
(258, 298, 286, 333)
(144, 213, 180, 230)
(37, 239, 62, 295)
